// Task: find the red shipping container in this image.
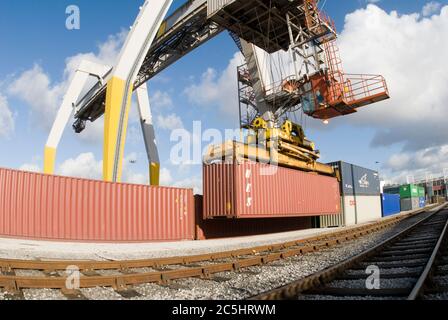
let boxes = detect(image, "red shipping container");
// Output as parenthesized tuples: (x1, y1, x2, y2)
(0, 167, 195, 242)
(195, 195, 312, 240)
(203, 161, 341, 219)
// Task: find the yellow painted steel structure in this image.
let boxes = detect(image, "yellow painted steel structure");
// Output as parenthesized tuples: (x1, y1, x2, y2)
(103, 77, 134, 182)
(204, 141, 335, 177)
(150, 162, 161, 186)
(43, 147, 56, 175)
(44, 0, 171, 184)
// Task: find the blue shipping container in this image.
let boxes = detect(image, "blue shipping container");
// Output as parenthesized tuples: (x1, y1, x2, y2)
(327, 161, 380, 196)
(327, 161, 355, 195)
(419, 197, 426, 208)
(381, 194, 401, 217)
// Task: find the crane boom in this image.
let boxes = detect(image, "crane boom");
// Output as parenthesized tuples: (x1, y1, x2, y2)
(45, 0, 388, 184)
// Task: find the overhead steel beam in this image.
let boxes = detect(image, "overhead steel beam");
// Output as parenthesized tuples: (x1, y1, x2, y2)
(74, 0, 220, 126)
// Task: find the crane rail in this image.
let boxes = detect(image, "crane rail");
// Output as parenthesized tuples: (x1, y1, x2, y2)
(0, 205, 439, 300)
(250, 204, 448, 300)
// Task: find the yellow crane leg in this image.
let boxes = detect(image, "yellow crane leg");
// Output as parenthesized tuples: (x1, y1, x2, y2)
(103, 77, 133, 182)
(43, 147, 57, 174)
(150, 162, 160, 186)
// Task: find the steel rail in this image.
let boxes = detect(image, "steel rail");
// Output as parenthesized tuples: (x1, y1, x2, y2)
(0, 205, 439, 295)
(0, 207, 429, 272)
(249, 204, 447, 300)
(408, 213, 448, 300)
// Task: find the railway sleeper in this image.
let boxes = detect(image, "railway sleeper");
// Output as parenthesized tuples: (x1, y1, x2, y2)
(387, 243, 435, 251)
(337, 272, 421, 280)
(352, 261, 427, 270)
(399, 236, 440, 243)
(365, 253, 429, 263)
(379, 248, 433, 257)
(304, 287, 411, 297)
(60, 288, 87, 300)
(115, 288, 142, 299)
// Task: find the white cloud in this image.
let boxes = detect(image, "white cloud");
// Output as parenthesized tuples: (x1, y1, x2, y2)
(77, 120, 105, 145)
(422, 1, 442, 17)
(384, 145, 448, 184)
(8, 64, 64, 130)
(64, 31, 127, 77)
(7, 31, 127, 137)
(184, 52, 244, 122)
(19, 163, 41, 173)
(157, 113, 184, 130)
(160, 167, 173, 185)
(151, 90, 173, 110)
(174, 175, 203, 195)
(0, 93, 14, 137)
(58, 152, 103, 180)
(325, 4, 448, 181)
(6, 28, 171, 145)
(182, 4, 448, 183)
(335, 4, 448, 152)
(54, 151, 177, 186)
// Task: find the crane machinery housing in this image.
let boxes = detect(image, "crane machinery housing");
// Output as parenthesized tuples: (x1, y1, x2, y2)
(44, 0, 389, 184)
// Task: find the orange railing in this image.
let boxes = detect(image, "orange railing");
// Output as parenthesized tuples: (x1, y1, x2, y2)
(323, 37, 389, 106)
(338, 73, 389, 105)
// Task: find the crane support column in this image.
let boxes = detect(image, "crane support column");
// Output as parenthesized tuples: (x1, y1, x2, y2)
(44, 60, 111, 174)
(136, 84, 160, 186)
(239, 39, 275, 127)
(103, 0, 172, 182)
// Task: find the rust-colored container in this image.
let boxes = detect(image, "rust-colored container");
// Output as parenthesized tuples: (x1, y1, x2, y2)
(195, 195, 312, 239)
(203, 161, 341, 219)
(0, 167, 194, 242)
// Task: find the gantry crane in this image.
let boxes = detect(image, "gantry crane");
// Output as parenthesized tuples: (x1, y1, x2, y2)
(45, 0, 389, 184)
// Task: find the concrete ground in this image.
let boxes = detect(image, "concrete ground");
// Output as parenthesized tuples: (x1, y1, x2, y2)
(0, 207, 439, 262)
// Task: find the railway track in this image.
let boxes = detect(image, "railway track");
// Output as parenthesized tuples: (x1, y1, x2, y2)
(251, 205, 448, 300)
(0, 205, 441, 300)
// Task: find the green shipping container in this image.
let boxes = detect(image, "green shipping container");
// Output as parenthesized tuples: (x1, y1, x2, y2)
(418, 187, 425, 197)
(400, 184, 419, 198)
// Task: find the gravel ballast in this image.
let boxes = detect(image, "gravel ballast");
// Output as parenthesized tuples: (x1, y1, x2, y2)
(0, 208, 445, 300)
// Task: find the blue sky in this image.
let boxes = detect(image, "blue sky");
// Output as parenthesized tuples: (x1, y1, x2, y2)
(1, 0, 448, 191)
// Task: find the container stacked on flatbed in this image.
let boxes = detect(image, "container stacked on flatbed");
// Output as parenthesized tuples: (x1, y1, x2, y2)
(202, 160, 341, 219)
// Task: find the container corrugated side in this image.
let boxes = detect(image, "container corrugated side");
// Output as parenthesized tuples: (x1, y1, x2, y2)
(195, 196, 312, 239)
(0, 167, 195, 242)
(400, 184, 419, 199)
(327, 161, 354, 195)
(203, 161, 341, 219)
(381, 194, 401, 217)
(319, 196, 356, 227)
(317, 195, 382, 228)
(315, 197, 345, 228)
(355, 196, 382, 224)
(328, 161, 380, 196)
(418, 187, 425, 197)
(400, 197, 420, 211)
(383, 186, 400, 195)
